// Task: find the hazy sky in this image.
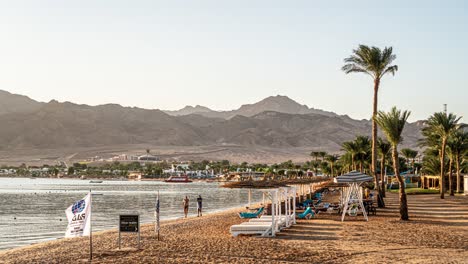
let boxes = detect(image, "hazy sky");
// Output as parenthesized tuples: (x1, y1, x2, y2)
(0, 1, 466, 122)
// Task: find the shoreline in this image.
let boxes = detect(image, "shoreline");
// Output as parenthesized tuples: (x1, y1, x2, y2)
(0, 206, 246, 259)
(0, 175, 220, 183)
(1, 193, 467, 263)
(0, 203, 259, 253)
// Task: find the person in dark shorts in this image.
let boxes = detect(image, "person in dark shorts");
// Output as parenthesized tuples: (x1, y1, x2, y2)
(197, 195, 203, 217)
(183, 196, 189, 218)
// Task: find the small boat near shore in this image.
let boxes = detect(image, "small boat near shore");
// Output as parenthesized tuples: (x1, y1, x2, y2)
(165, 175, 193, 183)
(89, 180, 103, 183)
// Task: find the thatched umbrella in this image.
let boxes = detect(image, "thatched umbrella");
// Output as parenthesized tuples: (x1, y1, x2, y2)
(223, 180, 287, 189)
(281, 176, 330, 185)
(223, 180, 287, 207)
(281, 177, 332, 201)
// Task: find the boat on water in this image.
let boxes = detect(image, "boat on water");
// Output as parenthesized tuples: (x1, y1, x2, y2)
(89, 180, 103, 183)
(165, 175, 193, 183)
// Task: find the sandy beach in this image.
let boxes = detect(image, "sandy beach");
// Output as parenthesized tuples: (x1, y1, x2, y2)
(1, 192, 467, 264)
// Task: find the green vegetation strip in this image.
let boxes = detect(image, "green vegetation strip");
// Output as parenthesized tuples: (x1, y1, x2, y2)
(388, 188, 439, 195)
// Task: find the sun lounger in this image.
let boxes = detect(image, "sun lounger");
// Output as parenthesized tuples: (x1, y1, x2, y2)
(297, 207, 315, 219)
(230, 223, 273, 237)
(249, 217, 287, 228)
(238, 207, 264, 218)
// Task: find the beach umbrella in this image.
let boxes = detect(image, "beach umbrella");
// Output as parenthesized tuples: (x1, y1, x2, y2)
(334, 171, 373, 183)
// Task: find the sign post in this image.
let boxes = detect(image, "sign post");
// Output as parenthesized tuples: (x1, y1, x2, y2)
(119, 214, 140, 249)
(155, 191, 160, 241)
(89, 190, 92, 261)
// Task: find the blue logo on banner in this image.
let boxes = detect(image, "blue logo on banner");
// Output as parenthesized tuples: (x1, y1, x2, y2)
(72, 199, 86, 214)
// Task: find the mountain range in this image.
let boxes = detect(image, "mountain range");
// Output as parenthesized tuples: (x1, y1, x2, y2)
(162, 95, 337, 119)
(0, 90, 424, 155)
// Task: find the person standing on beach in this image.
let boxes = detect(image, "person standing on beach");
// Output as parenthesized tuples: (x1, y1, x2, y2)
(183, 196, 189, 218)
(197, 195, 203, 217)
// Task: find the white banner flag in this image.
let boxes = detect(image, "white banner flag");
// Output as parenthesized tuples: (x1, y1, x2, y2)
(65, 193, 92, 238)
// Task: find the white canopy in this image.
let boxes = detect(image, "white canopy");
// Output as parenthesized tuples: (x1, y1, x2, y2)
(335, 171, 373, 183)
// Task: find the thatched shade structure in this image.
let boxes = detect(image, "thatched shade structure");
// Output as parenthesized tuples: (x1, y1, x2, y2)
(280, 177, 330, 185)
(222, 180, 287, 189)
(222, 180, 288, 209)
(323, 182, 349, 188)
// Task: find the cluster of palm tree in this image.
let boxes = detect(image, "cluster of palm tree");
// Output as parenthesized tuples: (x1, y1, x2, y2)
(420, 112, 467, 198)
(341, 136, 371, 173)
(400, 148, 419, 172)
(308, 151, 340, 177)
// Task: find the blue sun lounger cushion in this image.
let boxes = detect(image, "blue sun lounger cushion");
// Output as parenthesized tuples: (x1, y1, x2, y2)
(297, 207, 315, 219)
(238, 207, 264, 219)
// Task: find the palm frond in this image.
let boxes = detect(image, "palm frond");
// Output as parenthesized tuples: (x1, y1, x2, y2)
(375, 107, 411, 145)
(342, 44, 398, 81)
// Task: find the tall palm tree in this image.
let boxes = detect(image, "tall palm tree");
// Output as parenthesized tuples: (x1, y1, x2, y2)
(355, 136, 371, 173)
(423, 112, 461, 199)
(318, 151, 327, 162)
(377, 138, 391, 197)
(446, 146, 455, 196)
(400, 148, 418, 172)
(310, 152, 320, 162)
(447, 128, 468, 194)
(339, 152, 353, 173)
(325, 154, 339, 177)
(343, 45, 398, 198)
(375, 107, 410, 220)
(342, 141, 359, 170)
(422, 154, 442, 176)
(311, 161, 320, 176)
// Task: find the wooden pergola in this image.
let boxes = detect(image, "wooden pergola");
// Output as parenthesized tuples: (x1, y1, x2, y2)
(420, 175, 440, 189)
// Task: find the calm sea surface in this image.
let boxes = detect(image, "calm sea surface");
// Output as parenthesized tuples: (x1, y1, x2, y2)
(0, 177, 261, 250)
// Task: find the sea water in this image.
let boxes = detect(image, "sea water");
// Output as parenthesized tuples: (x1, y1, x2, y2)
(0, 177, 261, 250)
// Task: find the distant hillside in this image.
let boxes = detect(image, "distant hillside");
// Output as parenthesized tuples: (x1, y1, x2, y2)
(164, 105, 214, 116)
(198, 111, 422, 150)
(0, 100, 208, 149)
(164, 95, 337, 119)
(0, 90, 43, 115)
(0, 90, 423, 152)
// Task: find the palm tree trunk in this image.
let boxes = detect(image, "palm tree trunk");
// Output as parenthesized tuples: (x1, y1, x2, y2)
(381, 157, 386, 197)
(392, 146, 409, 220)
(449, 158, 454, 196)
(456, 154, 461, 193)
(372, 78, 379, 191)
(440, 139, 447, 199)
(352, 154, 355, 171)
(371, 79, 384, 207)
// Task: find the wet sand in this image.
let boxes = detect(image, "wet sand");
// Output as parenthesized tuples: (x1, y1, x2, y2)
(1, 193, 467, 263)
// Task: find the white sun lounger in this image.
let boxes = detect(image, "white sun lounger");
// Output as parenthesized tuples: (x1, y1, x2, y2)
(248, 218, 286, 228)
(230, 223, 274, 237)
(258, 215, 294, 227)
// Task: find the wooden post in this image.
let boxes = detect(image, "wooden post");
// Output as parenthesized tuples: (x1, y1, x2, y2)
(271, 190, 276, 236)
(89, 190, 92, 261)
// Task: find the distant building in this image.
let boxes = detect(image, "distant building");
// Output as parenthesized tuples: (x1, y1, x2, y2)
(109, 154, 129, 161)
(0, 169, 16, 175)
(138, 154, 159, 161)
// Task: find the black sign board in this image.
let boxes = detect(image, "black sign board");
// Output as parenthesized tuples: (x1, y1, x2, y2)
(119, 215, 139, 233)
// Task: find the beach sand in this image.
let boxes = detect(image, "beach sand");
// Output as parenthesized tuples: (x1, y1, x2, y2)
(1, 192, 467, 263)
